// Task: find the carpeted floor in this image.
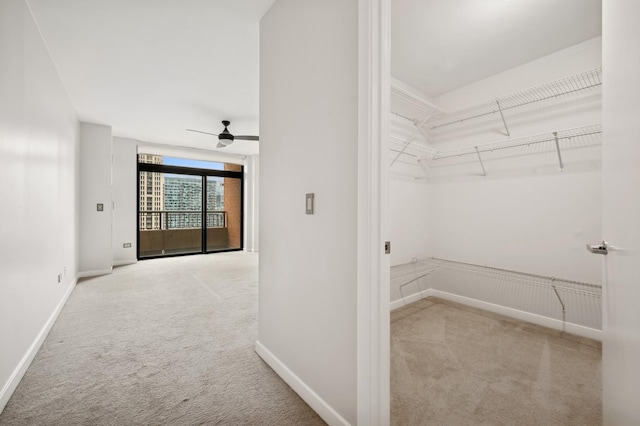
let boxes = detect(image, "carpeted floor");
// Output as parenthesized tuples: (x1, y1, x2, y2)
(391, 297, 602, 425)
(0, 252, 325, 426)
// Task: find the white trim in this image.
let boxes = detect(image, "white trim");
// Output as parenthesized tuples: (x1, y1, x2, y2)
(255, 341, 351, 426)
(77, 268, 113, 278)
(428, 289, 602, 341)
(113, 260, 137, 267)
(391, 288, 602, 341)
(357, 0, 390, 424)
(0, 278, 77, 413)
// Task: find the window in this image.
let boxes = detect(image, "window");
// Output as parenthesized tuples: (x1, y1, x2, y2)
(137, 155, 243, 258)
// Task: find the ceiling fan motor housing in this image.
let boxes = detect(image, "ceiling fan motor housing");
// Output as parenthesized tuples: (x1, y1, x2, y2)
(218, 120, 234, 145)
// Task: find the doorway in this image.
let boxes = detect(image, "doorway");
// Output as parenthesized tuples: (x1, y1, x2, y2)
(137, 154, 243, 259)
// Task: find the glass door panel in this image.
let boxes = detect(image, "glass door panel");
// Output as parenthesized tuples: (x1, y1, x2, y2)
(139, 172, 203, 258)
(206, 172, 242, 251)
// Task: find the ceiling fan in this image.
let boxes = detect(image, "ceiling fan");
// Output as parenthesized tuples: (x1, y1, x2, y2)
(187, 120, 259, 148)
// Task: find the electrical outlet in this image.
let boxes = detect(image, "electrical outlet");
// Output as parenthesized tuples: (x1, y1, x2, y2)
(123, 243, 132, 248)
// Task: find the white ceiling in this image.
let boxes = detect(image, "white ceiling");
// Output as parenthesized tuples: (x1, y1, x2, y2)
(28, 0, 274, 156)
(28, 0, 601, 156)
(391, 0, 602, 98)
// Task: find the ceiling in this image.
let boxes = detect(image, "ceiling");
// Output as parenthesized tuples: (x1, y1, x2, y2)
(392, 0, 602, 99)
(28, 0, 601, 156)
(28, 0, 274, 156)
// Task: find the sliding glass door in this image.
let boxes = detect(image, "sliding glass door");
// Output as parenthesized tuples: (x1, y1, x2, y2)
(137, 155, 243, 259)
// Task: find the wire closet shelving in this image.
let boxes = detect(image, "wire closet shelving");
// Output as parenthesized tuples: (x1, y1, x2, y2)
(388, 68, 603, 177)
(423, 68, 602, 133)
(430, 123, 602, 175)
(392, 257, 602, 329)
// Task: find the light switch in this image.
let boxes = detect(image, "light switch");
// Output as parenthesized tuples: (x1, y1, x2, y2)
(97, 203, 104, 212)
(306, 193, 314, 214)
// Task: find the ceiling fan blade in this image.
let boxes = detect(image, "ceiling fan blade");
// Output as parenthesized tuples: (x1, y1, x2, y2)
(235, 135, 259, 141)
(186, 128, 219, 137)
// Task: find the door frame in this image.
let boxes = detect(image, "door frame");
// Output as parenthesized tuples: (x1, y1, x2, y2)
(357, 0, 391, 423)
(136, 161, 244, 259)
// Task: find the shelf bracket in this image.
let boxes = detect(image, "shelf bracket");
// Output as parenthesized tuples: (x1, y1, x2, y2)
(551, 279, 567, 325)
(389, 115, 431, 168)
(553, 132, 564, 170)
(414, 114, 432, 143)
(389, 140, 411, 167)
(474, 146, 487, 176)
(496, 100, 510, 137)
(417, 125, 430, 141)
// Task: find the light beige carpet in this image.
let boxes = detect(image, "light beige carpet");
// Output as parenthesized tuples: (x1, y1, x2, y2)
(0, 252, 325, 425)
(391, 297, 602, 425)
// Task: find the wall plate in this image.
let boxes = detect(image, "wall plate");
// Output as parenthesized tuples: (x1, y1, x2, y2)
(306, 193, 314, 214)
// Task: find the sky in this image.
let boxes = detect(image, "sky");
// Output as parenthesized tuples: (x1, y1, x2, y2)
(162, 156, 225, 171)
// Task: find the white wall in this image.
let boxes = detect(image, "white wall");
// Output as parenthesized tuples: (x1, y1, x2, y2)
(79, 122, 113, 276)
(112, 137, 137, 266)
(388, 113, 432, 302)
(0, 0, 79, 411)
(244, 155, 259, 252)
(258, 1, 358, 424)
(428, 38, 602, 284)
(389, 178, 430, 266)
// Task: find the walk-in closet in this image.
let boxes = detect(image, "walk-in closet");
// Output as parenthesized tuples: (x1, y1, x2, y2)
(388, 1, 603, 423)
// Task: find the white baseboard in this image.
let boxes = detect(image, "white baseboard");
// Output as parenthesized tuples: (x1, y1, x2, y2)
(77, 268, 112, 278)
(390, 288, 602, 341)
(255, 341, 351, 426)
(0, 278, 77, 414)
(113, 260, 137, 267)
(390, 289, 431, 311)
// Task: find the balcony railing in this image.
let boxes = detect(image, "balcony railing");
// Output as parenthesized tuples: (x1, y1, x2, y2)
(138, 210, 227, 231)
(138, 210, 233, 257)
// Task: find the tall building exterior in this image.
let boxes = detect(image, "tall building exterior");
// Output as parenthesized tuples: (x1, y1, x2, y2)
(164, 176, 201, 229)
(138, 154, 164, 230)
(138, 155, 226, 231)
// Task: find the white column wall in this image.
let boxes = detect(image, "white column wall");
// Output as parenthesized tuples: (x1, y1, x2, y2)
(0, 0, 79, 412)
(112, 137, 137, 266)
(258, 1, 358, 424)
(243, 155, 259, 252)
(79, 122, 113, 276)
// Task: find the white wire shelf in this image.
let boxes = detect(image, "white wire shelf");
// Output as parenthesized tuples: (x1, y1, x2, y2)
(432, 123, 602, 162)
(424, 68, 602, 131)
(390, 83, 439, 123)
(422, 258, 601, 298)
(391, 257, 601, 298)
(389, 135, 434, 158)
